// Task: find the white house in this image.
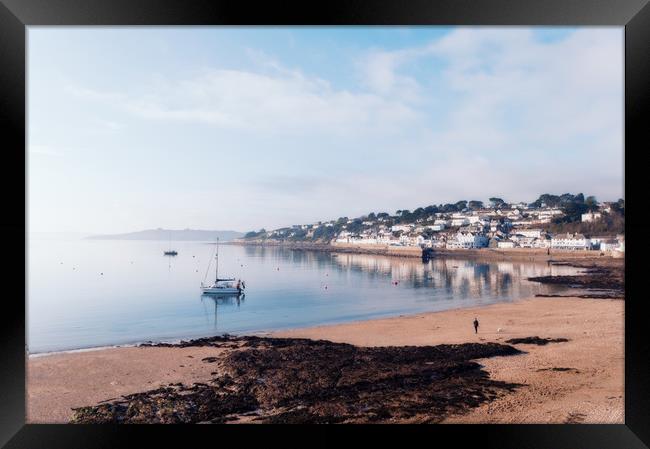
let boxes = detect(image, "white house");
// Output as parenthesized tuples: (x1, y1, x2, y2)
(497, 240, 516, 249)
(539, 209, 563, 220)
(506, 210, 522, 222)
(599, 239, 620, 252)
(391, 224, 413, 233)
(452, 231, 489, 249)
(550, 233, 591, 250)
(517, 229, 543, 239)
(581, 212, 602, 222)
(451, 217, 470, 227)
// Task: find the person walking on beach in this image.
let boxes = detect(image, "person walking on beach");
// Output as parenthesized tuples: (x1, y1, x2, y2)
(473, 317, 479, 334)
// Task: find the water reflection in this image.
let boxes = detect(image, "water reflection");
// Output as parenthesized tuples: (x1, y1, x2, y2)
(29, 240, 580, 353)
(330, 253, 576, 299)
(201, 293, 246, 331)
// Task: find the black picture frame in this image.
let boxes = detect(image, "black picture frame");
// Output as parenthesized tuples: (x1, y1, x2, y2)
(1, 0, 647, 447)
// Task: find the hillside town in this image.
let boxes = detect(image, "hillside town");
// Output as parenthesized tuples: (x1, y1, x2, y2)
(243, 194, 625, 255)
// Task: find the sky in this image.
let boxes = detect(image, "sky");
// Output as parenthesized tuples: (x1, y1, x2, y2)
(28, 27, 624, 234)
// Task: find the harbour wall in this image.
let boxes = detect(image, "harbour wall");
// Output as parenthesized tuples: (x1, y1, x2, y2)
(230, 240, 620, 261)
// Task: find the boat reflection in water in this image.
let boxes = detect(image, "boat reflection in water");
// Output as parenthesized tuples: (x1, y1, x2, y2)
(201, 293, 245, 331)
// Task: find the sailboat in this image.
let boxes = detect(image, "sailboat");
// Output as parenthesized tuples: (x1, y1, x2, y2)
(164, 231, 178, 256)
(200, 238, 244, 295)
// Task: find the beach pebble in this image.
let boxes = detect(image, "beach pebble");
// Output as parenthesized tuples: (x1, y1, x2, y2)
(497, 328, 503, 333)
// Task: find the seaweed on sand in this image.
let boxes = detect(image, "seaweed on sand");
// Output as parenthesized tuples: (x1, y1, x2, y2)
(71, 336, 523, 424)
(505, 336, 569, 346)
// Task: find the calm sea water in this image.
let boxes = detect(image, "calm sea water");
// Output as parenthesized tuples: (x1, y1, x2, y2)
(27, 237, 578, 354)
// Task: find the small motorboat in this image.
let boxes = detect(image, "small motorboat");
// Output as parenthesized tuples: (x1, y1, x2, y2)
(200, 238, 245, 296)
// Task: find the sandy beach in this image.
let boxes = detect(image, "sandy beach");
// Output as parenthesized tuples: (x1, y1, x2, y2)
(27, 295, 623, 424)
(276, 296, 624, 423)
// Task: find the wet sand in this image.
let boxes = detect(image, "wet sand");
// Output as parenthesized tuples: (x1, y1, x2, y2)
(27, 296, 623, 424)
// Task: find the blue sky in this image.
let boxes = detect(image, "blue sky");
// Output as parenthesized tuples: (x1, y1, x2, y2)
(28, 27, 623, 234)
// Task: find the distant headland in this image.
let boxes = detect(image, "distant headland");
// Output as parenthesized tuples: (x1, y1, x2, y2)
(86, 228, 244, 241)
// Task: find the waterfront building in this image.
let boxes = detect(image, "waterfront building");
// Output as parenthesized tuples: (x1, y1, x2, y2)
(550, 233, 591, 250)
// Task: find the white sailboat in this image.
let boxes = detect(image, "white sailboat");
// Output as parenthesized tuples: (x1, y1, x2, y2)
(200, 238, 244, 295)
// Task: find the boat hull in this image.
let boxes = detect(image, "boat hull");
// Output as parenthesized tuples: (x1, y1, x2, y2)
(201, 287, 241, 295)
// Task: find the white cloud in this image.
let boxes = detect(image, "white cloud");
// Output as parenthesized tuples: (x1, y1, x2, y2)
(358, 48, 423, 101)
(354, 28, 623, 201)
(67, 66, 421, 137)
(41, 28, 622, 232)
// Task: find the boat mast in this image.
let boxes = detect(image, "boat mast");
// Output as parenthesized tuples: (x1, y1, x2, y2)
(215, 238, 219, 282)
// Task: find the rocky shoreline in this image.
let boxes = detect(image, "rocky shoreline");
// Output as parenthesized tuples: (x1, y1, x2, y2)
(71, 336, 522, 424)
(528, 259, 624, 299)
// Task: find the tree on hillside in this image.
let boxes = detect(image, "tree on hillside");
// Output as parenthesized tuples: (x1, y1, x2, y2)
(585, 196, 599, 211)
(455, 200, 468, 211)
(244, 229, 267, 239)
(311, 225, 336, 242)
(413, 207, 426, 221)
(489, 197, 506, 208)
(611, 199, 625, 215)
(468, 200, 484, 210)
(559, 193, 575, 204)
(556, 200, 589, 223)
(424, 205, 438, 215)
(538, 194, 562, 208)
(397, 210, 414, 223)
(346, 220, 363, 233)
